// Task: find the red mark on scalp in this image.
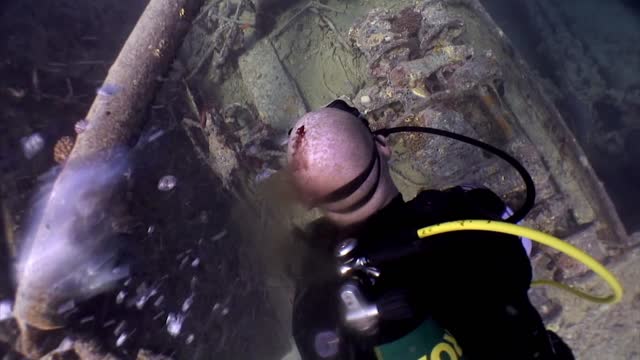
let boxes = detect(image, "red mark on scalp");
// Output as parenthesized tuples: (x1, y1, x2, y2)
(291, 125, 308, 171)
(294, 126, 306, 149)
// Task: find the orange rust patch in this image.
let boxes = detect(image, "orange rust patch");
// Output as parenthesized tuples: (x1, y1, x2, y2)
(478, 91, 512, 138)
(53, 136, 75, 164)
(391, 8, 422, 36)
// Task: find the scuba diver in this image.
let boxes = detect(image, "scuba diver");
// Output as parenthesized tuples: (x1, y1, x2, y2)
(286, 100, 575, 359)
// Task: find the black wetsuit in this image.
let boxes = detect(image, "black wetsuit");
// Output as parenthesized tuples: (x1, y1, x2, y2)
(292, 186, 574, 360)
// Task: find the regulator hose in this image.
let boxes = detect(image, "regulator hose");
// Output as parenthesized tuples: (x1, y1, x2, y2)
(416, 220, 624, 304)
(374, 126, 535, 224)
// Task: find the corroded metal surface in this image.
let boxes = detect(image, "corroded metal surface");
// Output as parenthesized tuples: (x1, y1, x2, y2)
(347, 0, 628, 256)
(239, 38, 307, 131)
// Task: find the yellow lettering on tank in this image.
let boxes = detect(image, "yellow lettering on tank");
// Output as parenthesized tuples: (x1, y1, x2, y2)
(443, 332, 463, 356)
(431, 342, 459, 360)
(418, 356, 428, 360)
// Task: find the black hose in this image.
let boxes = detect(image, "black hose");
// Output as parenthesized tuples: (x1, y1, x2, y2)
(373, 126, 535, 223)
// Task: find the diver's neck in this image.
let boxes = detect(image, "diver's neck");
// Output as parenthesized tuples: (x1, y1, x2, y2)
(329, 186, 401, 228)
(379, 188, 400, 209)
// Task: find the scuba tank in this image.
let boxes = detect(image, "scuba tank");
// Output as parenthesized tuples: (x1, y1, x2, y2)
(335, 237, 465, 360)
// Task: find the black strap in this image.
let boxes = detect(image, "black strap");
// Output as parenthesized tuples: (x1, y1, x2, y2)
(317, 144, 379, 206)
(330, 152, 381, 214)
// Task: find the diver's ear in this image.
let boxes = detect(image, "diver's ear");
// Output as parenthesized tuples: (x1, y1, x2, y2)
(374, 135, 391, 158)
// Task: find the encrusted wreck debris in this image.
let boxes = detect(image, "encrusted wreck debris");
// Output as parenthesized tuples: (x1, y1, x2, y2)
(344, 4, 632, 356)
(347, 1, 628, 250)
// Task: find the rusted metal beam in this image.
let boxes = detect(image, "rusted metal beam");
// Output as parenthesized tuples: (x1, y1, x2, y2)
(14, 0, 204, 335)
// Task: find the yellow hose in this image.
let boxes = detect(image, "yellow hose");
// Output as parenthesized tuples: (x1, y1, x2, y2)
(416, 220, 623, 304)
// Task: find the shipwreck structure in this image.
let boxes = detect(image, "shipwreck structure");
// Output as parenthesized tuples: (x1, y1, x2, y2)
(0, 0, 632, 358)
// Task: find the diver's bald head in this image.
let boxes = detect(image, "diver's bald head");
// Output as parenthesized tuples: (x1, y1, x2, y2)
(288, 108, 373, 184)
(287, 107, 398, 225)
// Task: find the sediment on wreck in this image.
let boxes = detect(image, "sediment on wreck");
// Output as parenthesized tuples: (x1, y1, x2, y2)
(345, 2, 630, 335)
(349, 0, 628, 251)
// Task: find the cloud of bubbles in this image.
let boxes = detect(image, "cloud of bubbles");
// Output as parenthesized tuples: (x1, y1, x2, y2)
(14, 149, 131, 328)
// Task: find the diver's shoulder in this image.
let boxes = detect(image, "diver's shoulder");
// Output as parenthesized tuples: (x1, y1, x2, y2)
(405, 187, 461, 214)
(407, 186, 506, 220)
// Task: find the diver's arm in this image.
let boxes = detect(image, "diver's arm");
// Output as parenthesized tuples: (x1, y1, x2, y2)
(407, 187, 573, 359)
(291, 282, 377, 360)
(291, 223, 375, 359)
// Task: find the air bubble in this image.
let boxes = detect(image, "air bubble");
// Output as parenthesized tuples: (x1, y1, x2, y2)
(157, 175, 177, 191)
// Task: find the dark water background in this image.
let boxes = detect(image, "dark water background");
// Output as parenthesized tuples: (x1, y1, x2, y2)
(481, 0, 640, 232)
